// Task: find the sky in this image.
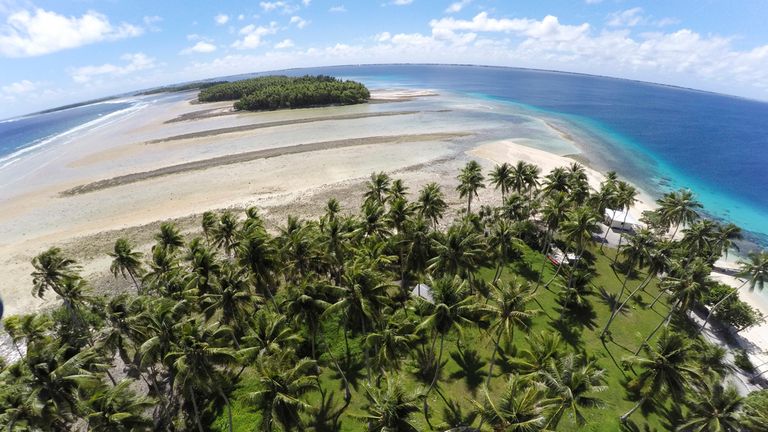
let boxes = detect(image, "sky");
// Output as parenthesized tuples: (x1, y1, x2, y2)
(2, 0, 768, 118)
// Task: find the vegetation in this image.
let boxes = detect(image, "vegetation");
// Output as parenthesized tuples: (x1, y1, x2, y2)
(197, 75, 370, 111)
(1, 161, 766, 431)
(137, 81, 229, 96)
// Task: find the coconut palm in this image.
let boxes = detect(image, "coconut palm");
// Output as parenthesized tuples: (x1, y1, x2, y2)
(543, 167, 570, 197)
(488, 219, 523, 283)
(710, 222, 743, 261)
(202, 264, 256, 344)
(282, 279, 331, 360)
(237, 226, 280, 309)
(108, 238, 144, 292)
(388, 178, 408, 202)
(701, 250, 768, 331)
(30, 247, 78, 299)
(85, 380, 154, 432)
(620, 330, 700, 423)
(535, 192, 569, 292)
(245, 351, 318, 432)
(428, 223, 485, 279)
(511, 331, 566, 375)
(214, 210, 240, 256)
(201, 211, 219, 245)
(484, 279, 538, 387)
(489, 162, 514, 201)
(473, 374, 553, 431)
(417, 182, 448, 229)
(656, 189, 702, 238)
(356, 374, 420, 432)
(740, 390, 768, 431)
(611, 181, 638, 259)
(154, 222, 185, 251)
(539, 353, 607, 429)
(165, 319, 237, 432)
(456, 160, 486, 213)
(559, 206, 601, 288)
(678, 381, 744, 431)
(364, 319, 416, 376)
(364, 171, 392, 206)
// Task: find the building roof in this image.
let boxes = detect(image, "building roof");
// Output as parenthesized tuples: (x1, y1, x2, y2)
(411, 283, 434, 303)
(604, 208, 639, 225)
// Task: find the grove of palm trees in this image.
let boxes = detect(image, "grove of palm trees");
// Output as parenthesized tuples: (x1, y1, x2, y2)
(2, 159, 768, 431)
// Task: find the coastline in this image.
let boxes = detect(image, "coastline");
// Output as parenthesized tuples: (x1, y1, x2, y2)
(0, 86, 766, 373)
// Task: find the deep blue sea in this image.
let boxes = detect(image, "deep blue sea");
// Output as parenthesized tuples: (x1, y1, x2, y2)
(2, 64, 767, 246)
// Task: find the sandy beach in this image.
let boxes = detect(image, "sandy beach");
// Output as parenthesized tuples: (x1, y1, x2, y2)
(1, 86, 767, 376)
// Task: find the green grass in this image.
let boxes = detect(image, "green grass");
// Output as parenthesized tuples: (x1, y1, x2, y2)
(214, 243, 677, 431)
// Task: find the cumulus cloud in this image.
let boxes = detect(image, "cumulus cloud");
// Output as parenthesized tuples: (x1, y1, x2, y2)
(329, 5, 347, 13)
(232, 22, 278, 49)
(607, 8, 644, 27)
(302, 0, 312, 5)
(1, 79, 39, 95)
(430, 12, 589, 42)
(275, 38, 294, 49)
(70, 53, 156, 83)
(181, 41, 217, 55)
(143, 16, 162, 32)
(391, 0, 413, 5)
(289, 15, 308, 29)
(445, 0, 472, 14)
(214, 14, 229, 25)
(260, 1, 300, 14)
(0, 7, 142, 57)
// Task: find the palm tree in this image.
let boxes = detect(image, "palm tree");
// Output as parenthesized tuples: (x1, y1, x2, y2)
(701, 250, 768, 331)
(539, 353, 607, 429)
(611, 181, 638, 260)
(428, 223, 484, 279)
(201, 211, 219, 245)
(364, 319, 416, 377)
(473, 374, 553, 431)
(237, 226, 280, 309)
(417, 276, 480, 421)
(559, 206, 601, 288)
(620, 330, 700, 423)
(417, 182, 448, 229)
(511, 331, 565, 375)
(388, 178, 408, 202)
(154, 222, 185, 251)
(679, 381, 744, 431)
(356, 374, 420, 432)
(488, 220, 522, 283)
(489, 162, 513, 201)
(740, 390, 768, 431)
(484, 279, 537, 387)
(364, 171, 392, 206)
(30, 247, 78, 299)
(202, 264, 256, 344)
(166, 319, 237, 432)
(282, 279, 331, 360)
(535, 192, 569, 292)
(456, 160, 486, 213)
(245, 351, 318, 432)
(108, 238, 144, 293)
(85, 380, 154, 432)
(656, 189, 702, 238)
(214, 210, 240, 256)
(542, 167, 570, 197)
(600, 229, 653, 338)
(710, 222, 743, 261)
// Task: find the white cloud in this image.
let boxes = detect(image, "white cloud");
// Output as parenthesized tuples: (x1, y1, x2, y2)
(375, 32, 391, 42)
(430, 13, 589, 42)
(214, 14, 229, 25)
(238, 14, 246, 21)
(275, 38, 294, 49)
(260, 1, 300, 14)
(143, 16, 162, 32)
(0, 7, 142, 57)
(391, 0, 413, 5)
(70, 53, 156, 83)
(302, 0, 312, 6)
(289, 15, 308, 29)
(232, 22, 278, 49)
(1, 79, 38, 95)
(607, 8, 644, 27)
(329, 5, 347, 13)
(585, 0, 604, 4)
(181, 41, 217, 55)
(445, 0, 472, 14)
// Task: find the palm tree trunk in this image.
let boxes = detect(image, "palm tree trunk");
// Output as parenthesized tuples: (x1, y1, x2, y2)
(533, 230, 551, 293)
(544, 248, 568, 289)
(620, 397, 646, 423)
(635, 300, 679, 355)
(423, 334, 445, 429)
(485, 330, 503, 388)
(649, 287, 667, 308)
(189, 389, 205, 432)
(218, 388, 234, 432)
(600, 262, 634, 338)
(700, 280, 748, 331)
(128, 269, 141, 294)
(613, 211, 630, 264)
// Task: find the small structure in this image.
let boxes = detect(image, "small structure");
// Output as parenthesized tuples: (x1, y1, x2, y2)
(547, 247, 576, 266)
(604, 208, 639, 232)
(411, 283, 434, 303)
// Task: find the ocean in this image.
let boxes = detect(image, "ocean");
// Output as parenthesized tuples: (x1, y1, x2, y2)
(1, 64, 767, 247)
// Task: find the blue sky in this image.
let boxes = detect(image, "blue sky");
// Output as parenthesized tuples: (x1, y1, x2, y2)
(2, 0, 768, 117)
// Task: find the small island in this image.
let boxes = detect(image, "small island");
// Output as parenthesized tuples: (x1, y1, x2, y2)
(197, 75, 371, 111)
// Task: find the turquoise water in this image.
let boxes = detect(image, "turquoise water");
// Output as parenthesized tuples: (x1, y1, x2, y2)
(3, 64, 767, 247)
